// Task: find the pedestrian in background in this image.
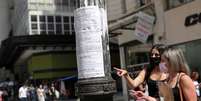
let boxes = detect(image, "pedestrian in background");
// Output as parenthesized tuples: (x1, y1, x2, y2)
(191, 71, 200, 101)
(37, 84, 45, 101)
(18, 83, 28, 101)
(28, 84, 37, 101)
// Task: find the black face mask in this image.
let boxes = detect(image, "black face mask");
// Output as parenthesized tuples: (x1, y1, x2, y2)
(150, 57, 161, 66)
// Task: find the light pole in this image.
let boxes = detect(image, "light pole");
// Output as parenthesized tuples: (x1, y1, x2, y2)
(74, 0, 116, 101)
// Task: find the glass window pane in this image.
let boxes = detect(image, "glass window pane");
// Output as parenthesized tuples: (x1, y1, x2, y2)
(47, 16, 54, 22)
(56, 16, 61, 23)
(31, 23, 38, 29)
(64, 24, 70, 30)
(40, 23, 46, 30)
(56, 24, 62, 34)
(71, 16, 74, 23)
(31, 15, 37, 22)
(167, 0, 194, 9)
(71, 24, 74, 30)
(32, 31, 38, 34)
(56, 24, 62, 30)
(63, 16, 69, 23)
(39, 16, 46, 22)
(48, 23, 54, 30)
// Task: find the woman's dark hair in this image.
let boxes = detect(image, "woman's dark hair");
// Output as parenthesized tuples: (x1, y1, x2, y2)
(145, 44, 168, 80)
(149, 44, 167, 58)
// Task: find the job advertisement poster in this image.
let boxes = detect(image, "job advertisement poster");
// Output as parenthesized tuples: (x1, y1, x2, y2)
(74, 6, 105, 79)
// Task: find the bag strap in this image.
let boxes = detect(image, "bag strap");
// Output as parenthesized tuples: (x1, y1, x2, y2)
(177, 73, 186, 101)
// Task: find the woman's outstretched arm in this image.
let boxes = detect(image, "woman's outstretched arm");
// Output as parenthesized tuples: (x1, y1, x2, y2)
(113, 67, 146, 89)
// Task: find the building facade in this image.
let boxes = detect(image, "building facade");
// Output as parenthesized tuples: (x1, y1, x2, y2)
(0, 0, 10, 44)
(9, 0, 78, 80)
(13, 0, 77, 36)
(107, 0, 199, 100)
(164, 0, 201, 71)
(0, 0, 120, 82)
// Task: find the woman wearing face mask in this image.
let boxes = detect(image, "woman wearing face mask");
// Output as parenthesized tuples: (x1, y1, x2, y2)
(160, 47, 197, 101)
(114, 44, 168, 100)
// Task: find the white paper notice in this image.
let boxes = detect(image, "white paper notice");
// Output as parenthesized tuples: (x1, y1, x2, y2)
(74, 6, 105, 79)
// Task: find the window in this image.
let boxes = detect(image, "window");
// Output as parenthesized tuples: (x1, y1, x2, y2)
(40, 23, 46, 30)
(31, 15, 37, 22)
(71, 24, 74, 31)
(39, 16, 46, 22)
(125, 43, 151, 66)
(47, 16, 54, 22)
(70, 17, 75, 34)
(32, 30, 38, 35)
(70, 16, 74, 23)
(48, 23, 54, 30)
(31, 15, 38, 34)
(64, 24, 70, 30)
(63, 16, 70, 35)
(56, 24, 62, 34)
(31, 24, 38, 29)
(30, 15, 75, 35)
(172, 39, 201, 71)
(63, 16, 69, 23)
(56, 16, 62, 22)
(167, 0, 194, 10)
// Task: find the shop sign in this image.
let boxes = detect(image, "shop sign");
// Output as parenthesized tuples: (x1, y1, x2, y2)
(134, 12, 155, 43)
(185, 12, 201, 27)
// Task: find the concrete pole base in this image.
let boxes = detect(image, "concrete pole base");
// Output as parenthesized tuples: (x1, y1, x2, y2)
(78, 78, 116, 101)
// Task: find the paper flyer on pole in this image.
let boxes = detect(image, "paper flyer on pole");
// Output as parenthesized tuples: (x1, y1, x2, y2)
(74, 6, 105, 79)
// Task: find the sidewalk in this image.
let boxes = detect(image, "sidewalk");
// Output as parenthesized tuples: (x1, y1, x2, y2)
(113, 92, 124, 101)
(61, 92, 133, 101)
(113, 92, 134, 101)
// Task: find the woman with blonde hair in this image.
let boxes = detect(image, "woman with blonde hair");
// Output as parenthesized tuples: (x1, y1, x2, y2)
(161, 47, 196, 101)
